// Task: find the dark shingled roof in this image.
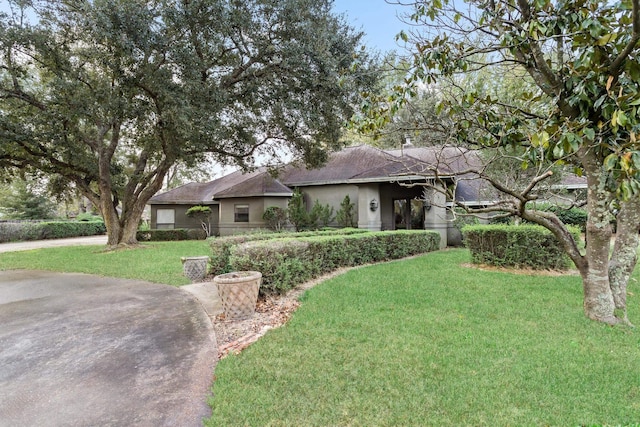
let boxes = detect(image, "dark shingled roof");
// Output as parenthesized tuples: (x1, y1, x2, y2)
(149, 168, 291, 204)
(149, 144, 583, 206)
(215, 171, 293, 199)
(148, 181, 221, 204)
(279, 145, 437, 185)
(558, 173, 587, 188)
(385, 145, 484, 175)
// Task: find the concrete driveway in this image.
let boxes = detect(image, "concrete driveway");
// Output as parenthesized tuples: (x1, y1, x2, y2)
(0, 235, 108, 253)
(0, 270, 217, 427)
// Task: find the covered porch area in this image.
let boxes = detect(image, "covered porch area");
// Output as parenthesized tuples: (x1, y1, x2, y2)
(356, 179, 449, 248)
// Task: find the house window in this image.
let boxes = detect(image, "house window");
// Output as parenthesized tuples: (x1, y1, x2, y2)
(234, 204, 249, 222)
(156, 208, 175, 229)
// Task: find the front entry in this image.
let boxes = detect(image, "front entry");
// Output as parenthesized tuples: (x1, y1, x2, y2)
(393, 197, 425, 230)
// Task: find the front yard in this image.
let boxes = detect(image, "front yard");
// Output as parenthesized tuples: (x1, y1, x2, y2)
(206, 249, 640, 426)
(2, 242, 638, 424)
(0, 240, 210, 286)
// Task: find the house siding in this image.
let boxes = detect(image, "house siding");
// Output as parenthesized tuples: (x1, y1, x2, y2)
(218, 197, 287, 236)
(150, 204, 218, 234)
(356, 183, 382, 230)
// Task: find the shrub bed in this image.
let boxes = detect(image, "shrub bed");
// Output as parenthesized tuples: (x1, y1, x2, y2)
(462, 224, 580, 270)
(135, 228, 207, 241)
(208, 228, 368, 275)
(0, 220, 106, 243)
(227, 230, 440, 295)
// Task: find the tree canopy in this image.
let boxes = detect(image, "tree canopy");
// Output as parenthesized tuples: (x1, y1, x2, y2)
(359, 0, 640, 325)
(0, 178, 57, 220)
(0, 0, 376, 246)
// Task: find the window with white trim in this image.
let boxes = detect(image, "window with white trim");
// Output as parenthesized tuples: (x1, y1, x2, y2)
(156, 208, 175, 229)
(234, 204, 249, 222)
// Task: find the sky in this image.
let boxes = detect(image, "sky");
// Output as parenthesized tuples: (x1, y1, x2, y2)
(0, 0, 413, 52)
(331, 0, 414, 53)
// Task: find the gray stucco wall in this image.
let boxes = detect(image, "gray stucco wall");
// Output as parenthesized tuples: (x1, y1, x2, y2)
(218, 197, 290, 236)
(299, 184, 359, 227)
(150, 204, 218, 235)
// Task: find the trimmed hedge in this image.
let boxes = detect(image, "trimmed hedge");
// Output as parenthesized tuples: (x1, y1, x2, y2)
(545, 206, 587, 231)
(208, 228, 369, 275)
(135, 228, 207, 241)
(226, 230, 441, 295)
(489, 205, 589, 231)
(462, 224, 580, 270)
(0, 220, 106, 243)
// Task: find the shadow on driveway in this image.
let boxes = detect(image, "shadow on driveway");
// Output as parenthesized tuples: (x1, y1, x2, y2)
(0, 270, 217, 427)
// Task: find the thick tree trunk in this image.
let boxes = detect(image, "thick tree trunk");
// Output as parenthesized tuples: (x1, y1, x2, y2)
(608, 197, 640, 324)
(119, 198, 149, 245)
(580, 148, 618, 324)
(581, 222, 617, 324)
(101, 197, 123, 247)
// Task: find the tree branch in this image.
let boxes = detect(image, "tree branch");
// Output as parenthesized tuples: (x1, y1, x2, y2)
(609, 0, 640, 78)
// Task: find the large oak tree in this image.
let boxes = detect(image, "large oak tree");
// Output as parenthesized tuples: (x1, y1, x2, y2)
(0, 0, 375, 246)
(360, 0, 640, 324)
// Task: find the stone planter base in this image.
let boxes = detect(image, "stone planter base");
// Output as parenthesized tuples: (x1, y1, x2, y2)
(213, 271, 262, 320)
(181, 256, 210, 283)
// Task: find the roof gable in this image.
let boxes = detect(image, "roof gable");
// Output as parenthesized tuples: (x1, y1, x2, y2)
(149, 168, 290, 204)
(279, 145, 436, 185)
(215, 171, 292, 198)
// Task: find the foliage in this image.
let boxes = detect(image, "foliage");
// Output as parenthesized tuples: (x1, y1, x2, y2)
(230, 240, 312, 294)
(287, 189, 310, 231)
(353, 53, 448, 148)
(207, 250, 640, 425)
(229, 230, 441, 294)
(0, 240, 211, 286)
(533, 204, 588, 232)
(76, 213, 105, 223)
(135, 229, 205, 242)
(208, 228, 368, 276)
(452, 208, 480, 231)
(186, 205, 213, 237)
(309, 200, 335, 228)
(262, 206, 288, 232)
(335, 194, 356, 228)
(0, 179, 57, 220)
(354, 0, 640, 324)
(0, 220, 106, 243)
(0, 0, 376, 246)
(462, 224, 581, 270)
(287, 193, 335, 231)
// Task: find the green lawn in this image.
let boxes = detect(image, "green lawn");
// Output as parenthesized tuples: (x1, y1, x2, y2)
(2, 242, 639, 424)
(0, 240, 211, 286)
(207, 249, 640, 426)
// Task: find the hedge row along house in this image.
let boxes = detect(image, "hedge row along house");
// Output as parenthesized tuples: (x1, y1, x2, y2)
(147, 144, 586, 247)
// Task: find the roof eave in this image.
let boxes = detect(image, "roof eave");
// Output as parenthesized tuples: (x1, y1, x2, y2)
(214, 192, 293, 199)
(148, 200, 220, 205)
(284, 174, 453, 187)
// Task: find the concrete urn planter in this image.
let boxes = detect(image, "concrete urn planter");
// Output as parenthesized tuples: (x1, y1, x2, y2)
(213, 271, 262, 320)
(181, 256, 210, 283)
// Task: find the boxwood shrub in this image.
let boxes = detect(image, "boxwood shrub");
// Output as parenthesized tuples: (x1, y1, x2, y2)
(208, 228, 368, 275)
(135, 229, 193, 241)
(462, 224, 581, 270)
(226, 230, 440, 295)
(0, 220, 106, 243)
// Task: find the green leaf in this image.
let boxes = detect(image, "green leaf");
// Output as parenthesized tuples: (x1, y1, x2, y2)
(617, 111, 628, 126)
(583, 127, 595, 141)
(596, 33, 617, 46)
(604, 153, 618, 171)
